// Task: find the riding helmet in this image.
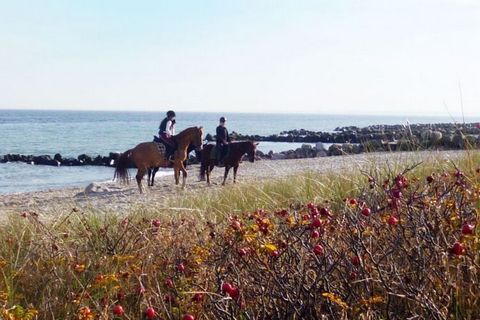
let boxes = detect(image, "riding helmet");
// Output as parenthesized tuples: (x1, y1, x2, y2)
(219, 116, 227, 123)
(167, 110, 176, 118)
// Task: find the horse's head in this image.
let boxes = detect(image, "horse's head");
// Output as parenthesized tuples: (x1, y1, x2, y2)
(176, 127, 204, 152)
(193, 126, 204, 151)
(246, 141, 258, 163)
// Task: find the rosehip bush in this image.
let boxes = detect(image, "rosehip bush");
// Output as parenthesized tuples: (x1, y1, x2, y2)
(0, 162, 478, 319)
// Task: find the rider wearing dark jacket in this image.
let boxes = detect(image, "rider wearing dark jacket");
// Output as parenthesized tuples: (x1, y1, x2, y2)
(216, 116, 230, 165)
(159, 110, 176, 160)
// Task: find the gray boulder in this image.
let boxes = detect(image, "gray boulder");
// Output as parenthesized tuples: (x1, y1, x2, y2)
(316, 149, 328, 157)
(315, 142, 327, 151)
(78, 154, 92, 164)
(271, 153, 286, 160)
(328, 144, 344, 156)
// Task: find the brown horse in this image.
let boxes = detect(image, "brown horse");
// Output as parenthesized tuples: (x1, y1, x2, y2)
(199, 141, 257, 185)
(114, 126, 203, 192)
(147, 143, 198, 187)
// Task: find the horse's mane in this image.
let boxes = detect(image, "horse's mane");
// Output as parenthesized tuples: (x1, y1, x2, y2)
(173, 127, 202, 141)
(229, 140, 255, 151)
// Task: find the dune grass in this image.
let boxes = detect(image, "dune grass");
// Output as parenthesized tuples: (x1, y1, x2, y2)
(0, 150, 479, 319)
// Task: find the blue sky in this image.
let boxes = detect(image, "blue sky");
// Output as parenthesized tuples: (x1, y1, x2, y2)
(0, 0, 479, 116)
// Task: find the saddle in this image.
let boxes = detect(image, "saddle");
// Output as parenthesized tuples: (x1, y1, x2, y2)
(210, 145, 229, 167)
(153, 136, 172, 168)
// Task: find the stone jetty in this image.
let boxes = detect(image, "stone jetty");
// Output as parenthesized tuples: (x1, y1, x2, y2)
(1, 122, 479, 166)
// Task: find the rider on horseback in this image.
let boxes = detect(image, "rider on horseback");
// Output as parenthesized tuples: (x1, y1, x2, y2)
(159, 110, 177, 161)
(216, 116, 230, 166)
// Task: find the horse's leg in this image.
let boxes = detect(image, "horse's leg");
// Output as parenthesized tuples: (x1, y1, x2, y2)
(147, 168, 152, 187)
(151, 167, 159, 186)
(174, 164, 180, 185)
(206, 165, 211, 185)
(233, 165, 239, 184)
(136, 167, 146, 193)
(199, 162, 206, 182)
(180, 162, 188, 188)
(222, 165, 231, 186)
(207, 165, 214, 185)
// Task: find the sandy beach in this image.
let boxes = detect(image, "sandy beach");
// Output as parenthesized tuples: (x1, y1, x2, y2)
(0, 150, 469, 216)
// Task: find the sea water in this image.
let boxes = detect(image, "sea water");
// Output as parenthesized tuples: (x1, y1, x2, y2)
(0, 110, 477, 193)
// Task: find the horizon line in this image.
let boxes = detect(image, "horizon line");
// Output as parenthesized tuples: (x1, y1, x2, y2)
(0, 107, 477, 119)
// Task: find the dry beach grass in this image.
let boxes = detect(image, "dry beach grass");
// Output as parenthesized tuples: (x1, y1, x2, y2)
(0, 150, 470, 216)
(0, 149, 479, 319)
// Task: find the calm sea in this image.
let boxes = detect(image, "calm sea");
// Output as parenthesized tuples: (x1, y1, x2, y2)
(0, 110, 478, 194)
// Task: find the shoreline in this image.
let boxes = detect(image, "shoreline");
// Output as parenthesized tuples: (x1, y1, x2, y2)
(0, 150, 471, 216)
(2, 121, 479, 167)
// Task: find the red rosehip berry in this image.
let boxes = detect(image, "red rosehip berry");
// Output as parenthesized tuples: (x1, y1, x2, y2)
(426, 175, 434, 183)
(391, 189, 402, 199)
(183, 315, 195, 320)
(387, 215, 399, 226)
(349, 198, 358, 205)
(228, 287, 240, 299)
(176, 263, 185, 273)
(116, 290, 125, 301)
(351, 255, 361, 266)
(222, 282, 233, 294)
(319, 207, 332, 217)
(164, 278, 174, 288)
(361, 207, 371, 217)
(461, 223, 474, 235)
(313, 244, 324, 255)
(113, 305, 124, 316)
(311, 230, 320, 238)
(151, 219, 161, 228)
(145, 307, 156, 319)
(310, 207, 319, 217)
(450, 242, 465, 255)
(311, 218, 322, 228)
(192, 293, 204, 302)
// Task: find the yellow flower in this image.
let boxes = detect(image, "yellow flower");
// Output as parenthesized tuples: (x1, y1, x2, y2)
(73, 264, 86, 273)
(77, 306, 94, 320)
(322, 292, 349, 309)
(261, 243, 278, 253)
(363, 227, 374, 237)
(113, 255, 136, 262)
(244, 231, 257, 243)
(191, 245, 209, 265)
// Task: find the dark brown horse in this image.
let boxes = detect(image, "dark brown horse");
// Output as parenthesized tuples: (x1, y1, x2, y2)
(114, 127, 203, 192)
(199, 141, 258, 185)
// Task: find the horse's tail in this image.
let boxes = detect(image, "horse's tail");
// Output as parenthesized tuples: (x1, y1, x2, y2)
(114, 149, 133, 184)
